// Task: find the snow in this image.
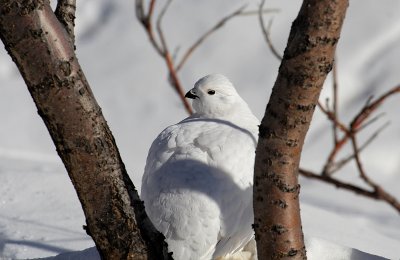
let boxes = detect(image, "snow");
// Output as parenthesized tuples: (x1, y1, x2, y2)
(0, 0, 399, 259)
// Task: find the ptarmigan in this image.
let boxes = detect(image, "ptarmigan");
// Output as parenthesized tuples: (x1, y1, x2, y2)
(141, 74, 259, 260)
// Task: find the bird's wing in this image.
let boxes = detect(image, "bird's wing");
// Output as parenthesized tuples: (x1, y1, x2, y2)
(193, 121, 256, 257)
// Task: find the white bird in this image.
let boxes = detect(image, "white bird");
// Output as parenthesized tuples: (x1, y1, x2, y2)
(141, 74, 259, 260)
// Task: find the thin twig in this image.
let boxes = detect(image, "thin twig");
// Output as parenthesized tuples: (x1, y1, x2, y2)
(300, 168, 378, 199)
(165, 52, 192, 114)
(259, 0, 283, 61)
(175, 4, 247, 72)
(156, 0, 173, 53)
(349, 134, 400, 212)
(137, 2, 251, 114)
(55, 0, 76, 42)
(319, 85, 400, 176)
(357, 112, 386, 132)
(351, 85, 400, 130)
(329, 121, 390, 175)
(136, 0, 192, 114)
(350, 135, 377, 188)
(135, 0, 164, 55)
(154, 0, 192, 114)
(299, 168, 400, 213)
(317, 101, 348, 133)
(306, 82, 400, 213)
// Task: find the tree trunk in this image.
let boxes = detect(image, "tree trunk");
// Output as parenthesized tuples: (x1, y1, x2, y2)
(253, 0, 349, 259)
(0, 1, 170, 259)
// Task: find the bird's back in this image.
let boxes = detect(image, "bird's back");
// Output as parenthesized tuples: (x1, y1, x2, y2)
(142, 116, 258, 259)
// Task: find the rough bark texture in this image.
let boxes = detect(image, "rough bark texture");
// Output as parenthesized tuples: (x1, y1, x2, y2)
(0, 1, 170, 259)
(253, 1, 349, 259)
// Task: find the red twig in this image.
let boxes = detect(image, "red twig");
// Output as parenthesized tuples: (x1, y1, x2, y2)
(319, 85, 400, 176)
(299, 168, 400, 213)
(301, 84, 400, 213)
(299, 168, 379, 199)
(136, 0, 192, 114)
(328, 121, 389, 174)
(351, 85, 400, 129)
(136, 1, 249, 115)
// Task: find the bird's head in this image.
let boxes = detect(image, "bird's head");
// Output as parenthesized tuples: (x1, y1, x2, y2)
(185, 74, 248, 118)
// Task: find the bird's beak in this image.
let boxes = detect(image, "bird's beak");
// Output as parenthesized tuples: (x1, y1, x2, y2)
(185, 89, 198, 99)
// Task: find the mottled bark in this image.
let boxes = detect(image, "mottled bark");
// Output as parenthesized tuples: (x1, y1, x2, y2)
(0, 1, 170, 259)
(254, 1, 349, 259)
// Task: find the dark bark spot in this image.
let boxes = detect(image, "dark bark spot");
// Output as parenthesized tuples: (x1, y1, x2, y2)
(297, 103, 315, 112)
(271, 224, 287, 235)
(79, 87, 86, 95)
(267, 171, 300, 193)
(285, 139, 299, 147)
(266, 107, 279, 120)
(29, 28, 43, 38)
(319, 61, 333, 74)
(259, 124, 277, 139)
(18, 0, 45, 16)
(262, 158, 273, 166)
(59, 60, 72, 76)
(288, 248, 298, 256)
(272, 199, 288, 209)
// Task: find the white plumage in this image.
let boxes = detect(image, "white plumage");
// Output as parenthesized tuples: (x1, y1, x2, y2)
(141, 74, 259, 260)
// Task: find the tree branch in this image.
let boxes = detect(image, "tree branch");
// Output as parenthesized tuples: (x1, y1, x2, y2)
(135, 0, 164, 56)
(299, 168, 378, 199)
(319, 84, 400, 176)
(136, 0, 192, 114)
(304, 79, 400, 213)
(55, 0, 76, 42)
(0, 1, 171, 259)
(328, 121, 389, 174)
(254, 0, 349, 258)
(299, 132, 400, 214)
(300, 168, 400, 213)
(351, 85, 400, 129)
(258, 0, 283, 61)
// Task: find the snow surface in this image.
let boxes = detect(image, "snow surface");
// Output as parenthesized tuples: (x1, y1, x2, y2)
(0, 0, 399, 259)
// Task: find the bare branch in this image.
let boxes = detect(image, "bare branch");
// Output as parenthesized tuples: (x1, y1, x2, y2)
(0, 2, 172, 258)
(136, 0, 192, 114)
(254, 0, 349, 257)
(350, 135, 376, 187)
(350, 135, 400, 212)
(258, 0, 283, 61)
(299, 168, 400, 213)
(305, 81, 400, 213)
(357, 112, 386, 132)
(300, 168, 377, 198)
(176, 5, 247, 72)
(329, 121, 390, 174)
(156, 0, 173, 53)
(165, 52, 193, 114)
(351, 85, 400, 130)
(319, 84, 399, 177)
(55, 0, 76, 42)
(317, 101, 348, 133)
(135, 0, 164, 56)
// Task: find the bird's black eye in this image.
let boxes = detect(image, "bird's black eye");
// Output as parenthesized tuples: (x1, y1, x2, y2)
(207, 90, 215, 95)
